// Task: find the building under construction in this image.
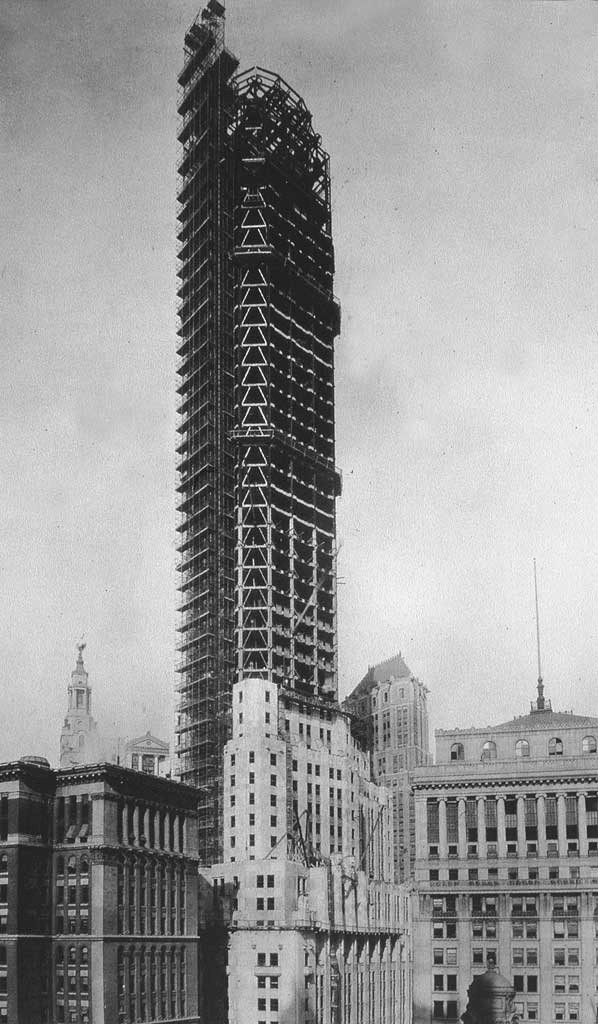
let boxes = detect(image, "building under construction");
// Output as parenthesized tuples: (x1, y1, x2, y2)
(175, 1, 342, 864)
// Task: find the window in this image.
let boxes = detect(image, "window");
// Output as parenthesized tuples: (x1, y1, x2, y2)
(270, 754, 276, 766)
(450, 743, 464, 761)
(549, 737, 563, 756)
(583, 736, 597, 754)
(515, 739, 530, 758)
(481, 741, 497, 761)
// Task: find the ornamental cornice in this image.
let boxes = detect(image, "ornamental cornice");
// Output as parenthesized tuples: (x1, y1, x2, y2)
(411, 773, 598, 793)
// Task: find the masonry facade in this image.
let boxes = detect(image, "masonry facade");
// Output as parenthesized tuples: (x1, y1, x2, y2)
(343, 654, 431, 882)
(199, 675, 413, 1024)
(411, 702, 598, 1024)
(0, 758, 200, 1024)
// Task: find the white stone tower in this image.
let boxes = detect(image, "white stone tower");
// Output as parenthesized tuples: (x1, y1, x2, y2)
(59, 643, 99, 767)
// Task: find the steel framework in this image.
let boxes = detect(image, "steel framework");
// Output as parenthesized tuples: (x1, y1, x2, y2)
(175, 1, 341, 864)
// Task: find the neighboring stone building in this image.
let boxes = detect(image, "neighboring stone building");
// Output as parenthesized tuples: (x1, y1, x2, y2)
(411, 682, 598, 1024)
(59, 645, 99, 768)
(198, 674, 413, 1024)
(343, 653, 432, 881)
(124, 732, 170, 777)
(0, 756, 200, 1024)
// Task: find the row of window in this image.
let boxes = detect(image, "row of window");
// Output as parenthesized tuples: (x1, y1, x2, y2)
(116, 860, 186, 936)
(430, 863, 595, 882)
(450, 736, 598, 761)
(117, 945, 186, 1024)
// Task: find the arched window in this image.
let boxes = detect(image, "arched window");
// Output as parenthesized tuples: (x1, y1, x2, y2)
(56, 856, 64, 877)
(67, 856, 77, 877)
(80, 858, 89, 877)
(548, 737, 563, 756)
(583, 735, 597, 754)
(80, 946, 89, 965)
(481, 740, 497, 761)
(515, 739, 530, 758)
(450, 743, 464, 762)
(68, 946, 77, 965)
(0, 855, 7, 874)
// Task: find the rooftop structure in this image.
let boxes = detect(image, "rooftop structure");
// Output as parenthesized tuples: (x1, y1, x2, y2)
(175, 2, 341, 864)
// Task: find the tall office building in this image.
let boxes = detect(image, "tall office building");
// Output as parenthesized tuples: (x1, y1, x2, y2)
(411, 683, 598, 1024)
(0, 757, 200, 1024)
(175, 1, 341, 863)
(344, 653, 431, 881)
(199, 674, 413, 1024)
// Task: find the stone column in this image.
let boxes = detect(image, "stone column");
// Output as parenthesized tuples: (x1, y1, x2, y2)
(458, 799, 467, 859)
(516, 796, 526, 853)
(557, 794, 567, 854)
(477, 798, 486, 858)
(121, 802, 129, 845)
(438, 799, 448, 860)
(134, 949, 142, 1023)
(536, 794, 546, 858)
(497, 797, 506, 859)
(132, 804, 140, 846)
(578, 794, 587, 857)
(414, 796, 427, 861)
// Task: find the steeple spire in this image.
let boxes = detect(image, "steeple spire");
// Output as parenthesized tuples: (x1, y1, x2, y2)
(531, 560, 551, 713)
(60, 643, 98, 767)
(533, 559, 544, 710)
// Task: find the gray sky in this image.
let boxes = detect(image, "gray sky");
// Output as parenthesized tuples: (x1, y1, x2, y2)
(1, 0, 597, 763)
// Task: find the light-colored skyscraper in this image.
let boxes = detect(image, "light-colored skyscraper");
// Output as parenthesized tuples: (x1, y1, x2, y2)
(344, 653, 432, 880)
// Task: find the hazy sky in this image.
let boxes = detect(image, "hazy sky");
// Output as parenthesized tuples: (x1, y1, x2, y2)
(1, 0, 597, 763)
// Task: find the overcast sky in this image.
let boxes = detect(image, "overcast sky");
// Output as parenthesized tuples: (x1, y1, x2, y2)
(1, 0, 597, 763)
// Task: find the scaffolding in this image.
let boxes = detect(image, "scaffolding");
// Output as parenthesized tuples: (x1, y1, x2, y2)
(175, 1, 341, 865)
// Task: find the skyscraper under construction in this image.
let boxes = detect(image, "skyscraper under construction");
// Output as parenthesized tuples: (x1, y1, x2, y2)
(175, 1, 341, 863)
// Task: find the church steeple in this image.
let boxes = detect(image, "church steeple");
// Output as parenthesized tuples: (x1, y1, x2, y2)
(60, 643, 99, 768)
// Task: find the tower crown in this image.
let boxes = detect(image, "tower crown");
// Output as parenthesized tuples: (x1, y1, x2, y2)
(60, 644, 98, 767)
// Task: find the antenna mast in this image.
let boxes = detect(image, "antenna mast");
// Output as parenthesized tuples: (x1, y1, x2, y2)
(533, 559, 545, 711)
